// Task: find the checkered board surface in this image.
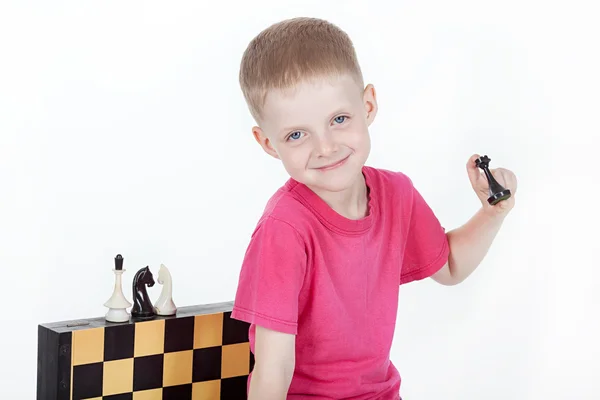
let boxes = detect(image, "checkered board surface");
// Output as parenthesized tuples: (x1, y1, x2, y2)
(37, 301, 254, 400)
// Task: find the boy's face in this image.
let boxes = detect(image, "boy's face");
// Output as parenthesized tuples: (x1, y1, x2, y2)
(252, 74, 377, 194)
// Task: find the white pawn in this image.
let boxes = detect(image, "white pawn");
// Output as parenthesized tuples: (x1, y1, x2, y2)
(104, 254, 132, 323)
(154, 264, 176, 316)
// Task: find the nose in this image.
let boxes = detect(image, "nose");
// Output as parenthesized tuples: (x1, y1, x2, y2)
(314, 131, 338, 156)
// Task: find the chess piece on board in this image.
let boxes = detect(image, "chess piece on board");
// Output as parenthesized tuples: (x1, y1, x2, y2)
(104, 254, 133, 323)
(154, 264, 177, 316)
(475, 155, 512, 205)
(131, 266, 156, 320)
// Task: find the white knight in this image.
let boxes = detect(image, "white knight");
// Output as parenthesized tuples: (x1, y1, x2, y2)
(154, 264, 177, 316)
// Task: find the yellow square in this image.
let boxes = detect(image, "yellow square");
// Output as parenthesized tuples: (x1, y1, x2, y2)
(192, 380, 221, 400)
(163, 350, 193, 387)
(72, 327, 104, 365)
(103, 358, 133, 395)
(222, 342, 250, 379)
(194, 313, 223, 349)
(133, 388, 162, 400)
(134, 319, 165, 357)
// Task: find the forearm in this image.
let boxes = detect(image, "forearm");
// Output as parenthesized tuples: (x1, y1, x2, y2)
(248, 362, 293, 400)
(248, 325, 295, 399)
(446, 207, 506, 283)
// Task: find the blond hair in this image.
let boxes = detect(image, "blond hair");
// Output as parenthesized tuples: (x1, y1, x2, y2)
(239, 17, 364, 121)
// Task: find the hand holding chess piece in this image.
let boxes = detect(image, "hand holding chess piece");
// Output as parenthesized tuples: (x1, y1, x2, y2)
(468, 154, 517, 216)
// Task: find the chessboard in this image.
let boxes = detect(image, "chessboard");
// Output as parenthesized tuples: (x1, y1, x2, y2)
(37, 301, 254, 400)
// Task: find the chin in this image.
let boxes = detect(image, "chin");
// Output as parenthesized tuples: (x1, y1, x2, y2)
(304, 163, 365, 192)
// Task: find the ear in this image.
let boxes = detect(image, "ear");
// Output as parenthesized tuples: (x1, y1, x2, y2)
(363, 84, 378, 126)
(252, 126, 280, 159)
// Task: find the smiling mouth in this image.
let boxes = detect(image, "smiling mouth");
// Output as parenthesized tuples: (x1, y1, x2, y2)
(316, 155, 350, 171)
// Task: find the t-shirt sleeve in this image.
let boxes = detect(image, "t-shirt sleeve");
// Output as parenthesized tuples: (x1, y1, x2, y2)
(400, 178, 450, 285)
(231, 216, 307, 335)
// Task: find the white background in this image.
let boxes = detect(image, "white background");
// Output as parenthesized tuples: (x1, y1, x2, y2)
(1, 1, 599, 399)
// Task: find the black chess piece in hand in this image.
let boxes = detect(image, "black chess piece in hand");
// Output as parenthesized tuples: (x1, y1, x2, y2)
(475, 155, 512, 205)
(131, 266, 156, 320)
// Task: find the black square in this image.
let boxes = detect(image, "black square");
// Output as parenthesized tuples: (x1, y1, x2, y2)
(72, 362, 103, 399)
(164, 317, 194, 353)
(103, 393, 133, 400)
(221, 375, 248, 399)
(193, 346, 222, 382)
(133, 354, 163, 391)
(104, 324, 135, 361)
(163, 383, 192, 399)
(222, 311, 249, 345)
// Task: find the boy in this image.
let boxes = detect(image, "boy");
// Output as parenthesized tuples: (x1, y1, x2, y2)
(231, 17, 517, 400)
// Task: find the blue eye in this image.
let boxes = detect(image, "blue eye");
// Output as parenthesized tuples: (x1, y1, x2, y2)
(334, 116, 347, 124)
(288, 131, 302, 140)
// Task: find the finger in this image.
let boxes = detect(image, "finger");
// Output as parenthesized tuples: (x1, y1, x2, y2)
(466, 153, 482, 186)
(503, 170, 517, 195)
(491, 168, 512, 187)
(491, 168, 518, 196)
(466, 153, 481, 169)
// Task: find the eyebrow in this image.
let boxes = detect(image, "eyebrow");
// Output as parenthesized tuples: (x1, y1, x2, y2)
(278, 124, 306, 138)
(326, 106, 353, 120)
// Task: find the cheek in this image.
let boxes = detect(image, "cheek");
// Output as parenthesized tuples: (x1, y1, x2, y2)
(346, 126, 370, 149)
(279, 146, 311, 167)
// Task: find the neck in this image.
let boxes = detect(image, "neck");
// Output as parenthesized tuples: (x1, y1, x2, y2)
(309, 172, 368, 220)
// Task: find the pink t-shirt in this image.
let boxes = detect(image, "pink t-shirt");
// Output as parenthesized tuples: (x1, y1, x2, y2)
(232, 166, 449, 399)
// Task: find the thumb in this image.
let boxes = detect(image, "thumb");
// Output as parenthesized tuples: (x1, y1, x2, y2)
(466, 153, 482, 187)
